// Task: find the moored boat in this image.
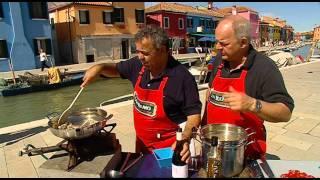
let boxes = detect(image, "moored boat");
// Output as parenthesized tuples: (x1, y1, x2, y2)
(0, 72, 84, 97)
(267, 50, 301, 68)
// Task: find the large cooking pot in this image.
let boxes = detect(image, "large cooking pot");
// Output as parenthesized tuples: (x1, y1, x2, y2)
(47, 108, 115, 140)
(194, 123, 255, 177)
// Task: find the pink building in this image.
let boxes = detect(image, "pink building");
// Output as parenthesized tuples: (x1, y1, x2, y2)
(217, 6, 260, 47)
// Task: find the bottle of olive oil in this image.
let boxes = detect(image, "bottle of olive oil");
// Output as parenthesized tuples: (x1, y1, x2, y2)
(206, 136, 222, 178)
(172, 128, 188, 178)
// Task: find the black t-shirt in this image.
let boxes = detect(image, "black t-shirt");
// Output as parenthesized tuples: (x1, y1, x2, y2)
(116, 55, 202, 124)
(208, 45, 294, 112)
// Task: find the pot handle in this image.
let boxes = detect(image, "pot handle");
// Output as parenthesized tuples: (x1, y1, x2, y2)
(247, 131, 256, 137)
(103, 123, 117, 133)
(45, 112, 60, 121)
(246, 140, 255, 146)
(245, 127, 257, 138)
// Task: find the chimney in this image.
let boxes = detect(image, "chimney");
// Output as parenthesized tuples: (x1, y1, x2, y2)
(208, 2, 212, 10)
(232, 5, 237, 15)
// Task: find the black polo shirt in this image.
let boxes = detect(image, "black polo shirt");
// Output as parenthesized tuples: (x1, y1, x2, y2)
(116, 55, 202, 124)
(208, 45, 294, 112)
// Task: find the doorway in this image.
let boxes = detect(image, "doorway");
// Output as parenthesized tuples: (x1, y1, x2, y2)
(86, 54, 94, 63)
(121, 39, 129, 59)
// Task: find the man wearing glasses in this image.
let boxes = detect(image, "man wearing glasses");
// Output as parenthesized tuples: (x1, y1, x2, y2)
(81, 25, 202, 164)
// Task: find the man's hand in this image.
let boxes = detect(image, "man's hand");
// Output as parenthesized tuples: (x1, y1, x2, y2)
(223, 86, 255, 112)
(171, 140, 190, 163)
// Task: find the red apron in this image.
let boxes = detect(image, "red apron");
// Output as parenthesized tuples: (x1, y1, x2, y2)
(206, 64, 266, 159)
(133, 67, 179, 153)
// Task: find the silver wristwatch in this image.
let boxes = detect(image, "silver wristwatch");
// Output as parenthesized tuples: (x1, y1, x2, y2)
(255, 100, 262, 113)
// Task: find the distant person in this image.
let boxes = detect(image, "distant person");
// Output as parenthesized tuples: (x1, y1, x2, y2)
(202, 15, 294, 160)
(81, 25, 202, 163)
(39, 49, 50, 71)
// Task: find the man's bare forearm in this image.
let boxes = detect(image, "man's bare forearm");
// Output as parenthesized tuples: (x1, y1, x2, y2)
(252, 100, 292, 123)
(183, 114, 201, 140)
(99, 63, 120, 77)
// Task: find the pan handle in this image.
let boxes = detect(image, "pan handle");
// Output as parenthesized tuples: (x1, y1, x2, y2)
(46, 112, 60, 121)
(104, 123, 117, 133)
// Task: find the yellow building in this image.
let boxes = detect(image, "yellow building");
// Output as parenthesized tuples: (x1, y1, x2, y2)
(272, 19, 281, 43)
(49, 2, 145, 64)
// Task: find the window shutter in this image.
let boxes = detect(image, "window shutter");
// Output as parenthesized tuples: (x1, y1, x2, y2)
(135, 9, 138, 23)
(86, 11, 90, 24)
(120, 8, 124, 22)
(29, 2, 34, 18)
(111, 11, 115, 24)
(0, 3, 3, 18)
(42, 2, 48, 19)
(102, 11, 106, 24)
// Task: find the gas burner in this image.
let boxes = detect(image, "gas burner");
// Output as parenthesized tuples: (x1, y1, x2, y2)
(19, 125, 120, 171)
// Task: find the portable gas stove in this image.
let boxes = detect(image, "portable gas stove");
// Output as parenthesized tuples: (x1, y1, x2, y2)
(19, 123, 122, 177)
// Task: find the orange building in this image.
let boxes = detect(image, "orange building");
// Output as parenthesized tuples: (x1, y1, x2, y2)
(49, 2, 145, 64)
(313, 26, 320, 42)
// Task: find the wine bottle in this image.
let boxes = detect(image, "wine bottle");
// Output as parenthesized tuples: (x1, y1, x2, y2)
(206, 136, 222, 178)
(172, 128, 188, 178)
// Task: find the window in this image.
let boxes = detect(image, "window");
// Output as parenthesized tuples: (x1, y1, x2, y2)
(135, 9, 144, 23)
(113, 7, 124, 23)
(29, 2, 48, 19)
(199, 19, 205, 27)
(187, 18, 193, 28)
(164, 17, 169, 29)
(0, 40, 9, 58)
(0, 3, 3, 18)
(33, 39, 52, 55)
(178, 18, 184, 29)
(213, 20, 218, 29)
(79, 10, 90, 24)
(102, 11, 112, 24)
(130, 40, 136, 54)
(206, 19, 211, 28)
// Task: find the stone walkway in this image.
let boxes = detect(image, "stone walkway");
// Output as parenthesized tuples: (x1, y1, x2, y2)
(1, 61, 320, 177)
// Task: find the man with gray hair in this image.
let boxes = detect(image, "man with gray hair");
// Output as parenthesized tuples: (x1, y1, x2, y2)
(81, 25, 201, 163)
(203, 15, 294, 159)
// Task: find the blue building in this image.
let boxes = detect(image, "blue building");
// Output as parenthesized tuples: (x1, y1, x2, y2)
(0, 2, 53, 72)
(185, 7, 223, 53)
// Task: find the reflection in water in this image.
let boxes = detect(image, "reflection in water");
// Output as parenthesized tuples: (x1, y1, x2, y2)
(0, 77, 132, 128)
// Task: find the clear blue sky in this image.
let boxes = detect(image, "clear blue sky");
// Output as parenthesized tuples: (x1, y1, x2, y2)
(145, 2, 320, 32)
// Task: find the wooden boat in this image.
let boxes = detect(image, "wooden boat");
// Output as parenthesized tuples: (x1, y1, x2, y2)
(0, 72, 84, 97)
(267, 50, 301, 68)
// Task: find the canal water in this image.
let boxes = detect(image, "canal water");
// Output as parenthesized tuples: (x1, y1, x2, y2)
(0, 77, 132, 128)
(0, 44, 316, 128)
(291, 44, 318, 58)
